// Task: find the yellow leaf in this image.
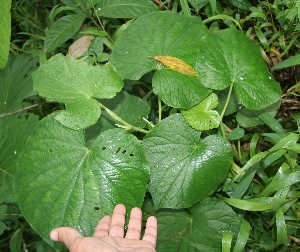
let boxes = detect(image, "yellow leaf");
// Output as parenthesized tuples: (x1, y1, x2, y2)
(149, 55, 197, 76)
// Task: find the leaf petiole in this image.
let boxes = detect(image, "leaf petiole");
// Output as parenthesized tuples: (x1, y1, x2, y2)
(99, 102, 149, 134)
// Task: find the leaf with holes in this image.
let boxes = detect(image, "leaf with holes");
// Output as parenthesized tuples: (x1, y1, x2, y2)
(32, 54, 123, 130)
(195, 28, 281, 110)
(181, 93, 221, 130)
(143, 114, 233, 209)
(110, 11, 210, 109)
(15, 113, 149, 248)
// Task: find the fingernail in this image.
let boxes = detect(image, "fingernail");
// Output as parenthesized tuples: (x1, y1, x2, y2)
(50, 230, 59, 241)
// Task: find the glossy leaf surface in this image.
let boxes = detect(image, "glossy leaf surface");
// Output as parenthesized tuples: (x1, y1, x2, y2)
(143, 114, 233, 209)
(15, 113, 149, 247)
(181, 93, 221, 130)
(196, 28, 281, 110)
(32, 54, 123, 130)
(156, 198, 241, 251)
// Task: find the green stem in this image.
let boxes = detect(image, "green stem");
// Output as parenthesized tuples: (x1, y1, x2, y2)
(220, 81, 234, 138)
(158, 97, 162, 122)
(99, 102, 149, 134)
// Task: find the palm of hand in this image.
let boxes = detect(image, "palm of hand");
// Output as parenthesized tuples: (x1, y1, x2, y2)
(50, 204, 157, 252)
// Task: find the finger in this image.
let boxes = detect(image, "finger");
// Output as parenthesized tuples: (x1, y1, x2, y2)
(109, 204, 126, 237)
(142, 216, 157, 247)
(93, 215, 111, 237)
(125, 207, 142, 240)
(50, 227, 83, 250)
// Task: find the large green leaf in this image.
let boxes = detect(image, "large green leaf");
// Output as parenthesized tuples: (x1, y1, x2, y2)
(32, 54, 123, 130)
(196, 28, 281, 110)
(15, 113, 149, 247)
(96, 0, 158, 18)
(0, 0, 11, 68)
(86, 91, 151, 140)
(0, 115, 38, 202)
(181, 93, 221, 130)
(143, 114, 233, 209)
(156, 198, 241, 251)
(44, 14, 85, 53)
(0, 55, 38, 114)
(110, 11, 211, 109)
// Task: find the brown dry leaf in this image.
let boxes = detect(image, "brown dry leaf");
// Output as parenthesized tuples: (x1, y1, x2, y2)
(67, 35, 94, 59)
(149, 55, 197, 76)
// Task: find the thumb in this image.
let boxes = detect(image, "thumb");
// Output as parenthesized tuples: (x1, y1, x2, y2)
(50, 227, 83, 250)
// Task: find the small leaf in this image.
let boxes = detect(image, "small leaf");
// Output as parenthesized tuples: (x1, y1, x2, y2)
(150, 56, 197, 76)
(143, 114, 233, 209)
(227, 128, 245, 141)
(156, 198, 241, 251)
(181, 93, 221, 130)
(0, 0, 11, 68)
(15, 113, 149, 247)
(32, 54, 123, 129)
(44, 14, 86, 53)
(96, 0, 158, 18)
(67, 35, 94, 59)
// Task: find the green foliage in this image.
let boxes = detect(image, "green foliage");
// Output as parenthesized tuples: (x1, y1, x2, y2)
(0, 0, 11, 68)
(1, 0, 300, 251)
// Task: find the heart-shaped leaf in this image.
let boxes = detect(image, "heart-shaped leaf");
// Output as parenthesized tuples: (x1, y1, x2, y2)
(32, 54, 123, 130)
(15, 113, 149, 247)
(143, 113, 233, 209)
(156, 198, 241, 251)
(196, 28, 281, 110)
(181, 93, 221, 130)
(110, 11, 211, 109)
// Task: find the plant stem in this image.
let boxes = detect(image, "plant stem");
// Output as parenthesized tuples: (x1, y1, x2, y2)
(158, 97, 162, 122)
(99, 102, 149, 134)
(0, 104, 40, 118)
(220, 81, 234, 138)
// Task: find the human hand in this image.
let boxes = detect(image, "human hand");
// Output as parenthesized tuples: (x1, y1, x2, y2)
(50, 204, 157, 252)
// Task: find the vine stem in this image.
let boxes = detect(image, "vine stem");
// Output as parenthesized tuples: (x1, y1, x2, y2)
(220, 81, 234, 138)
(99, 102, 149, 134)
(158, 97, 162, 122)
(0, 104, 40, 118)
